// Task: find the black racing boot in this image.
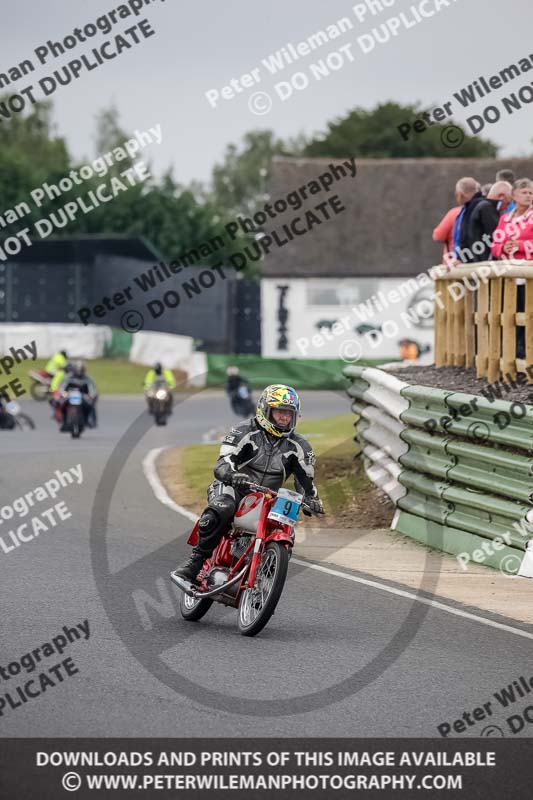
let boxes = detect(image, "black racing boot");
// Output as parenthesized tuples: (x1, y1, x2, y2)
(174, 552, 205, 582)
(175, 506, 229, 582)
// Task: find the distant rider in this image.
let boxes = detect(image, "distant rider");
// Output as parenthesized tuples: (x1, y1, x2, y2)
(144, 362, 176, 413)
(144, 362, 176, 391)
(50, 362, 73, 423)
(58, 360, 98, 430)
(226, 366, 252, 415)
(226, 365, 249, 395)
(175, 384, 324, 582)
(45, 350, 68, 377)
(0, 391, 15, 430)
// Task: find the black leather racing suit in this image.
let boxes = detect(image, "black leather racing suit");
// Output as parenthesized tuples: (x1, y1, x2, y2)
(192, 418, 320, 562)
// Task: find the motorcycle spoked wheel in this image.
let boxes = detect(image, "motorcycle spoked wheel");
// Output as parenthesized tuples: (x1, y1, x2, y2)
(237, 541, 289, 637)
(15, 414, 35, 431)
(30, 382, 49, 401)
(179, 591, 213, 621)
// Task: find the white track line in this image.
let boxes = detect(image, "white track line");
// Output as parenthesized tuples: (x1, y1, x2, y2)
(291, 559, 533, 642)
(144, 447, 533, 642)
(142, 447, 198, 523)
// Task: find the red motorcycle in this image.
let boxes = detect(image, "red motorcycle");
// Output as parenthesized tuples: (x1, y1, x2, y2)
(171, 484, 319, 637)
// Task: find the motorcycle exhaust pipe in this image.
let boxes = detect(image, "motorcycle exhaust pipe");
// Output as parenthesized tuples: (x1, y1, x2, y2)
(170, 564, 248, 599)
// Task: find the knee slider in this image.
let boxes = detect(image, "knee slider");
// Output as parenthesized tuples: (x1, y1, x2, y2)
(198, 508, 219, 533)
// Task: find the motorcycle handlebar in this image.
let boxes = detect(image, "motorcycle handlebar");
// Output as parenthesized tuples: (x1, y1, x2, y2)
(247, 483, 277, 496)
(246, 484, 324, 516)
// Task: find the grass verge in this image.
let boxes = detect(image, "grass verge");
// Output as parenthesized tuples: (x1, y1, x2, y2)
(18, 359, 188, 395)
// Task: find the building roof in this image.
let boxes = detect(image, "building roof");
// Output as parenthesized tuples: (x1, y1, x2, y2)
(262, 157, 532, 278)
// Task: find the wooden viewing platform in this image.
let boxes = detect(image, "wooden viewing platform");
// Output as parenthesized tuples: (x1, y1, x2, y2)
(433, 261, 533, 383)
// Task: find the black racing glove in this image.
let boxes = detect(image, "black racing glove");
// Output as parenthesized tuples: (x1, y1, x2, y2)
(231, 472, 254, 493)
(302, 496, 325, 516)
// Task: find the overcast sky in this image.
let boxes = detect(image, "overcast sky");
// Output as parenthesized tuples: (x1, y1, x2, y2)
(3, 0, 532, 186)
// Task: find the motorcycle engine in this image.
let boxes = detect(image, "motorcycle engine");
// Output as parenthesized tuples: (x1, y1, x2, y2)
(230, 534, 252, 561)
(206, 567, 229, 589)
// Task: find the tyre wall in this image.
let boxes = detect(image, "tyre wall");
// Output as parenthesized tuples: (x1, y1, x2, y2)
(344, 366, 533, 577)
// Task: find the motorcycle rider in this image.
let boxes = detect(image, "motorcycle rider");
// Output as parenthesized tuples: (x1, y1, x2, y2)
(144, 362, 176, 413)
(175, 384, 324, 582)
(45, 350, 68, 377)
(50, 362, 73, 424)
(226, 366, 252, 415)
(226, 365, 248, 394)
(0, 391, 15, 430)
(58, 360, 98, 431)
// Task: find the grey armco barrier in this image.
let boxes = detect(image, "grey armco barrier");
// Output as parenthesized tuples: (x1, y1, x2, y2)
(344, 366, 533, 577)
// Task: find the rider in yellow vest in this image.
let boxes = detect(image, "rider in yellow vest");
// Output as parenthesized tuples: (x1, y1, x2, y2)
(45, 350, 68, 376)
(144, 363, 176, 391)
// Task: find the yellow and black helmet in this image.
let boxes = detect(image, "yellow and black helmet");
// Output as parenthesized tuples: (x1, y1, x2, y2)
(255, 384, 300, 438)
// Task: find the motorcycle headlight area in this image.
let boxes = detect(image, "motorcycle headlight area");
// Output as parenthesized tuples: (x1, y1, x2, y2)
(155, 390, 167, 400)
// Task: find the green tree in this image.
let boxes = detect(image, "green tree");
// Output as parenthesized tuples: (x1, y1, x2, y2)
(211, 130, 298, 215)
(0, 99, 70, 232)
(93, 104, 135, 173)
(0, 101, 251, 271)
(79, 167, 248, 268)
(0, 98, 69, 177)
(303, 101, 498, 159)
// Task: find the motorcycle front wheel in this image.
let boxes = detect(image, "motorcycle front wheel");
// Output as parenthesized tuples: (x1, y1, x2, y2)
(179, 591, 213, 621)
(30, 382, 48, 401)
(238, 541, 289, 637)
(67, 406, 82, 439)
(15, 414, 35, 431)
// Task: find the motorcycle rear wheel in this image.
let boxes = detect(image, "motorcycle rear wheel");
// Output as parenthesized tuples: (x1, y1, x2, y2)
(179, 591, 213, 621)
(238, 541, 289, 637)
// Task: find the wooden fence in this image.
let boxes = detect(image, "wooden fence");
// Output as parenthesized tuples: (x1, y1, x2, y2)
(434, 261, 533, 382)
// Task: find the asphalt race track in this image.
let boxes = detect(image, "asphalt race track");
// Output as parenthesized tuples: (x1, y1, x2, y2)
(1, 391, 533, 739)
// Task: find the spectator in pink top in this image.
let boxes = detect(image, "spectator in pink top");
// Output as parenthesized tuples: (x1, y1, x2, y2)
(491, 178, 533, 359)
(433, 206, 461, 266)
(491, 178, 533, 260)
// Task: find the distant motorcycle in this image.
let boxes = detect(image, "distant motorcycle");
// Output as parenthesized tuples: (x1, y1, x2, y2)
(1, 400, 35, 431)
(230, 384, 254, 417)
(171, 484, 322, 637)
(28, 369, 52, 401)
(64, 388, 85, 439)
(146, 379, 172, 426)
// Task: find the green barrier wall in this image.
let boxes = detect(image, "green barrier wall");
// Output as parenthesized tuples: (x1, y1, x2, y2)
(344, 365, 533, 576)
(104, 329, 133, 358)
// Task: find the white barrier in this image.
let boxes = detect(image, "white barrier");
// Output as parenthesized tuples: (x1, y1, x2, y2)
(129, 331, 207, 386)
(346, 366, 409, 420)
(345, 366, 409, 502)
(0, 324, 208, 386)
(130, 331, 193, 367)
(0, 323, 111, 358)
